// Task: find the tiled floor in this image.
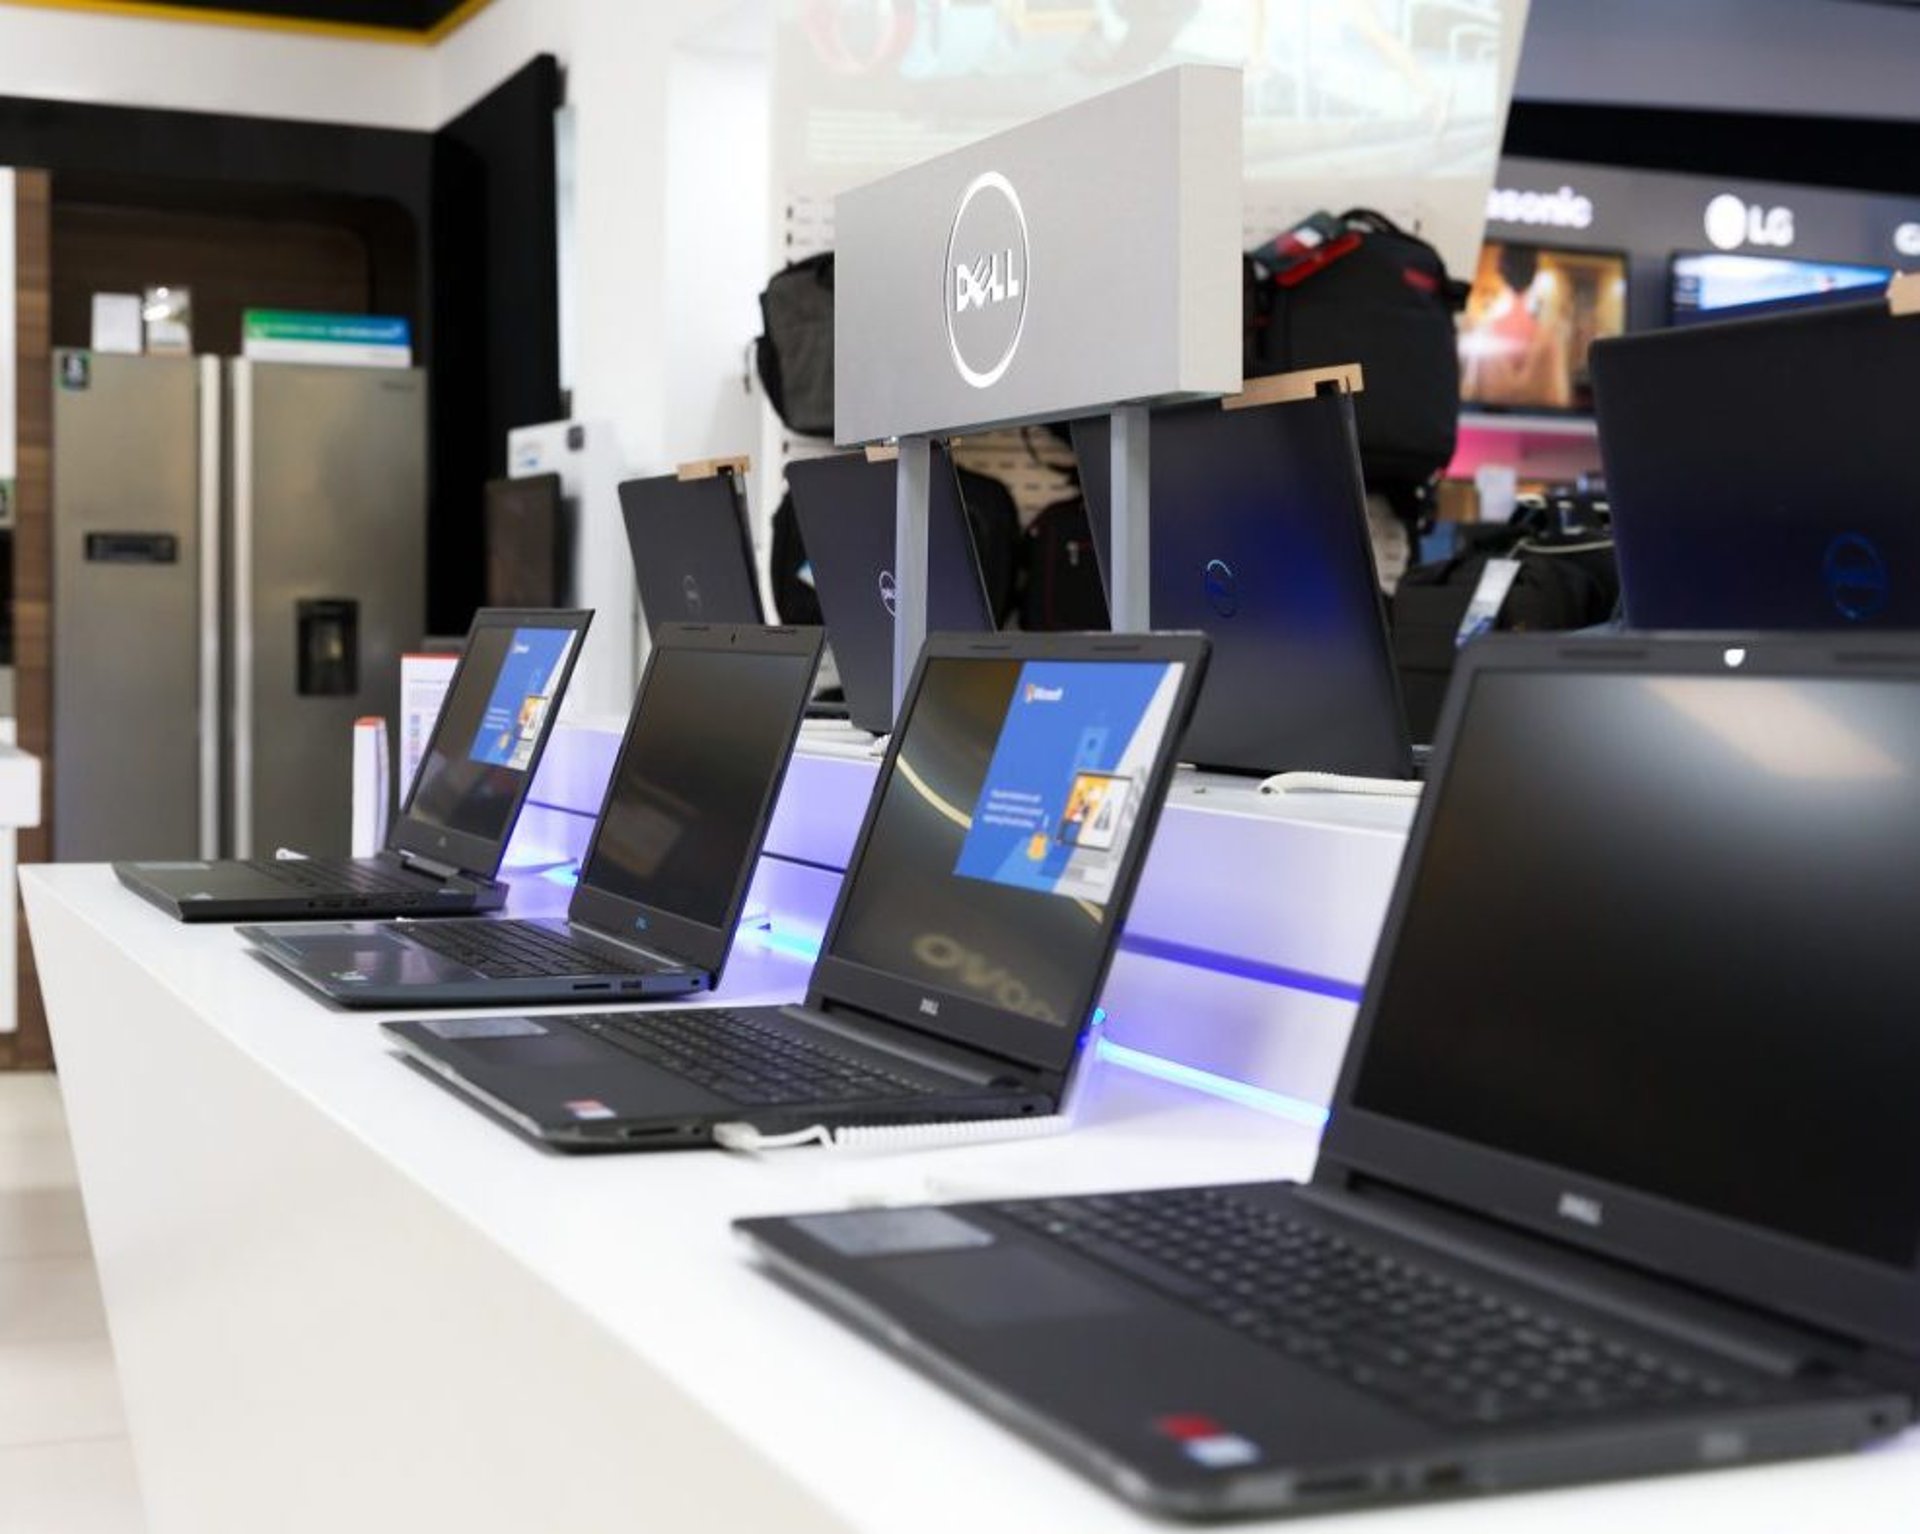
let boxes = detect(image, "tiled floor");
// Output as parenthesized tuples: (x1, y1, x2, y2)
(0, 1073, 147, 1533)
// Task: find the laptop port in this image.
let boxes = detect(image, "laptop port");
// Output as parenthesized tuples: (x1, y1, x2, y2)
(574, 982, 612, 993)
(1421, 1464, 1464, 1490)
(1295, 1472, 1368, 1500)
(620, 980, 645, 992)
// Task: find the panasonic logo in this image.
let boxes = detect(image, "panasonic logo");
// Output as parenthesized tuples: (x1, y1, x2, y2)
(1557, 1193, 1604, 1228)
(1485, 184, 1594, 231)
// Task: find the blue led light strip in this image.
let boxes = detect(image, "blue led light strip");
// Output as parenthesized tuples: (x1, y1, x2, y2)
(1117, 931, 1364, 1006)
(1096, 1038, 1330, 1129)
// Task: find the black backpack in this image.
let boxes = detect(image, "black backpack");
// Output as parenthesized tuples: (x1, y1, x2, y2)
(1248, 209, 1467, 489)
(755, 253, 835, 438)
(768, 489, 823, 627)
(1016, 498, 1109, 632)
(1391, 526, 1620, 741)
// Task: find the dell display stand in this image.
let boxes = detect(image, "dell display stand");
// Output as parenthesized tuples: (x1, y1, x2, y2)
(832, 65, 1246, 726)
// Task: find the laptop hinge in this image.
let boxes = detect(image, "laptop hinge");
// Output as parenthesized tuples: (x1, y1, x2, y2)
(395, 849, 461, 882)
(1299, 1178, 1847, 1381)
(780, 1000, 1036, 1091)
(575, 923, 686, 968)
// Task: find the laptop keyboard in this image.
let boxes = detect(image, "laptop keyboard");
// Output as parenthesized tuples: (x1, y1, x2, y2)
(398, 920, 667, 980)
(999, 1187, 1765, 1429)
(241, 859, 431, 900)
(571, 1009, 942, 1107)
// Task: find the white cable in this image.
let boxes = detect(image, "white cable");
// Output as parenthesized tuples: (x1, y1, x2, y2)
(712, 1114, 1072, 1154)
(1259, 772, 1423, 799)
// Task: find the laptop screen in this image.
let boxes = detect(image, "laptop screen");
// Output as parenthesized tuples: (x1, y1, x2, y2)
(579, 642, 816, 927)
(1347, 667, 1920, 1269)
(404, 619, 583, 852)
(825, 653, 1188, 1060)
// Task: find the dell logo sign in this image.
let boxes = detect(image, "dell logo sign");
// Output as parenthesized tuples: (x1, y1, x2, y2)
(944, 171, 1030, 390)
(1557, 1192, 1604, 1228)
(1704, 193, 1794, 252)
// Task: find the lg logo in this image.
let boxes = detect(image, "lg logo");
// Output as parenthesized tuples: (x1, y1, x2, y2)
(1704, 193, 1794, 252)
(1895, 223, 1920, 260)
(944, 171, 1030, 390)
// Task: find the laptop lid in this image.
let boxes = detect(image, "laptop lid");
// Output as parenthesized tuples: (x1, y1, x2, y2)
(1073, 389, 1410, 774)
(787, 447, 996, 734)
(390, 608, 593, 878)
(1322, 633, 1920, 1365)
(567, 623, 825, 974)
(483, 473, 565, 608)
(804, 630, 1209, 1079)
(619, 469, 766, 638)
(1592, 296, 1920, 629)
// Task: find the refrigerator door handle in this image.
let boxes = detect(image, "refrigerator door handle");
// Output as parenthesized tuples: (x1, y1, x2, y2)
(230, 360, 255, 860)
(197, 358, 222, 860)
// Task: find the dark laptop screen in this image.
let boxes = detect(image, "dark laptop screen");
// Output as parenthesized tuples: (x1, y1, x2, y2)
(1349, 668, 1920, 1268)
(405, 622, 582, 849)
(827, 654, 1187, 1048)
(579, 644, 815, 927)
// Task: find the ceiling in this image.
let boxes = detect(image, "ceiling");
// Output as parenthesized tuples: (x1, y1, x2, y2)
(8, 0, 485, 40)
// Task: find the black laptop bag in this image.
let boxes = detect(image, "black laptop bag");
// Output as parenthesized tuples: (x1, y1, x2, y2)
(756, 253, 836, 438)
(1016, 498, 1110, 632)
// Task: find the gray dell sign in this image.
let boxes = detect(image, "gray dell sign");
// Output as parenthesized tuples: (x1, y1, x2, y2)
(834, 66, 1243, 445)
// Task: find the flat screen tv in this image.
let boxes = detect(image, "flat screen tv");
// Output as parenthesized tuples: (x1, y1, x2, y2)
(1669, 251, 1891, 326)
(1458, 240, 1628, 414)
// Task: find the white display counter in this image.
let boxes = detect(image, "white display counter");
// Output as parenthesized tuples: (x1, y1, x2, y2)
(25, 855, 1920, 1533)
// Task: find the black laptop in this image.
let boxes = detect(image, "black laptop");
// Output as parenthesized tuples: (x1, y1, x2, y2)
(238, 623, 824, 1008)
(1074, 386, 1412, 776)
(739, 632, 1920, 1519)
(1594, 293, 1920, 629)
(116, 609, 591, 923)
(787, 448, 996, 735)
(619, 466, 766, 639)
(383, 629, 1209, 1151)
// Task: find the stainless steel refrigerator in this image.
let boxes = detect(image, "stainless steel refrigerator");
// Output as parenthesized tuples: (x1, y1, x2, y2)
(52, 352, 425, 862)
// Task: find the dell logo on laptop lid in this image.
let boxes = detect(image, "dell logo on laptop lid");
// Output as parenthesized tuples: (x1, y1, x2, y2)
(1824, 534, 1889, 622)
(682, 574, 704, 615)
(1557, 1192, 1604, 1228)
(878, 569, 898, 618)
(1203, 559, 1238, 619)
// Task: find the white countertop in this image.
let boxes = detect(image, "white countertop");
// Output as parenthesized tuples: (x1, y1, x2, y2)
(25, 864, 1920, 1534)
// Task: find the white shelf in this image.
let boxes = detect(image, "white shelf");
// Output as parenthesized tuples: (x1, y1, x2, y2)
(1459, 410, 1601, 439)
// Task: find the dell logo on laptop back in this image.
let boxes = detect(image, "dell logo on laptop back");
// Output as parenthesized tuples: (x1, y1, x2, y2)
(919, 997, 941, 1017)
(878, 569, 898, 618)
(944, 172, 1030, 390)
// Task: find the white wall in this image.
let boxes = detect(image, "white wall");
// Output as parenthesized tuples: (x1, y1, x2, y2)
(1514, 0, 1920, 123)
(0, 5, 433, 128)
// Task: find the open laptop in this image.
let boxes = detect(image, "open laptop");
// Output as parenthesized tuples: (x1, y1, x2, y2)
(787, 448, 996, 734)
(739, 632, 1920, 1519)
(238, 623, 824, 1008)
(116, 609, 590, 923)
(1593, 292, 1920, 629)
(484, 473, 566, 608)
(383, 629, 1209, 1151)
(619, 465, 766, 639)
(1074, 384, 1413, 776)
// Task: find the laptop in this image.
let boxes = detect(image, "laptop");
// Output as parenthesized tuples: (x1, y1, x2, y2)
(383, 629, 1209, 1151)
(787, 448, 996, 735)
(1074, 386, 1413, 776)
(238, 623, 825, 1008)
(739, 632, 1920, 1519)
(619, 466, 766, 639)
(484, 473, 565, 607)
(116, 609, 591, 923)
(1593, 294, 1920, 629)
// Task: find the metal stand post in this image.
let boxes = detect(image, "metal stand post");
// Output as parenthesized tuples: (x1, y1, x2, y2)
(891, 435, 933, 725)
(1109, 404, 1151, 631)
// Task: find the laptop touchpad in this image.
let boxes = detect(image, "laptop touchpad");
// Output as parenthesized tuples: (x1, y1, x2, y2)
(891, 1247, 1135, 1327)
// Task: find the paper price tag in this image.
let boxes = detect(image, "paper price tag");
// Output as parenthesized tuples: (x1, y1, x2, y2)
(1457, 558, 1522, 647)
